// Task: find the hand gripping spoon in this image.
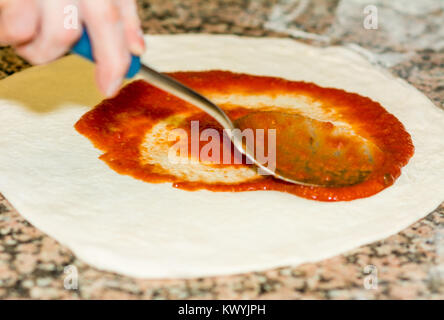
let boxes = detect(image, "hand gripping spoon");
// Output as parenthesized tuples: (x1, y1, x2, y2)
(72, 30, 377, 187)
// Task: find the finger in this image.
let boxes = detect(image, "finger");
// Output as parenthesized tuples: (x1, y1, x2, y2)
(115, 0, 145, 55)
(80, 0, 131, 97)
(16, 0, 82, 65)
(0, 0, 39, 46)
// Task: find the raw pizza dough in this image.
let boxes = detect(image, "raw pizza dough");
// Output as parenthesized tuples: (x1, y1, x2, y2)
(0, 35, 443, 278)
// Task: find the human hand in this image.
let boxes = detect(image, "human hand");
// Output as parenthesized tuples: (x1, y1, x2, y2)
(0, 0, 145, 97)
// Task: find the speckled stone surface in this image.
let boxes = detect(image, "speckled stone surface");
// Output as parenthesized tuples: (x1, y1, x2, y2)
(0, 0, 443, 299)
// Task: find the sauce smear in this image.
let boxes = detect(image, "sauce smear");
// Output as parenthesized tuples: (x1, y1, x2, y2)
(75, 71, 414, 201)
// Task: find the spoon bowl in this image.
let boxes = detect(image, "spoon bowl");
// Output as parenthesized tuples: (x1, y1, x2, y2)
(234, 111, 379, 187)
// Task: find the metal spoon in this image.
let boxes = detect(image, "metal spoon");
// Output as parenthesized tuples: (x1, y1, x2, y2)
(129, 65, 379, 188)
(73, 31, 376, 187)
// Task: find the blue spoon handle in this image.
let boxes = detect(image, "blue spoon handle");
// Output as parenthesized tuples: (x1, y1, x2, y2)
(72, 29, 141, 78)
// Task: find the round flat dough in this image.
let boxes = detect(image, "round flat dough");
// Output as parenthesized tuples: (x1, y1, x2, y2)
(0, 34, 443, 278)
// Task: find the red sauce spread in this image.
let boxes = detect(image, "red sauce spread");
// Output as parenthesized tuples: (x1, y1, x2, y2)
(75, 71, 414, 201)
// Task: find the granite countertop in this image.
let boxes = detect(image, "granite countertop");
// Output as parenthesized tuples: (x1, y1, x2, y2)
(0, 0, 443, 299)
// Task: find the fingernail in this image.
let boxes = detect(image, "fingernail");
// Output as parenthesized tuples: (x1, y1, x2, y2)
(138, 29, 145, 43)
(131, 30, 146, 56)
(106, 79, 122, 97)
(131, 44, 145, 56)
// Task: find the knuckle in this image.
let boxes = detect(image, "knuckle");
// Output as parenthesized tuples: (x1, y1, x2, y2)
(1, 26, 23, 44)
(17, 46, 60, 65)
(27, 53, 50, 65)
(13, 25, 36, 44)
(53, 28, 81, 47)
(102, 4, 121, 24)
(0, 30, 13, 44)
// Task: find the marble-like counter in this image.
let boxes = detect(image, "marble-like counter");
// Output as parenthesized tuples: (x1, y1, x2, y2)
(0, 0, 443, 299)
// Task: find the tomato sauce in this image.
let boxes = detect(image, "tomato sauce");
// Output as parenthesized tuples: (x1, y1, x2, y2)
(75, 71, 414, 201)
